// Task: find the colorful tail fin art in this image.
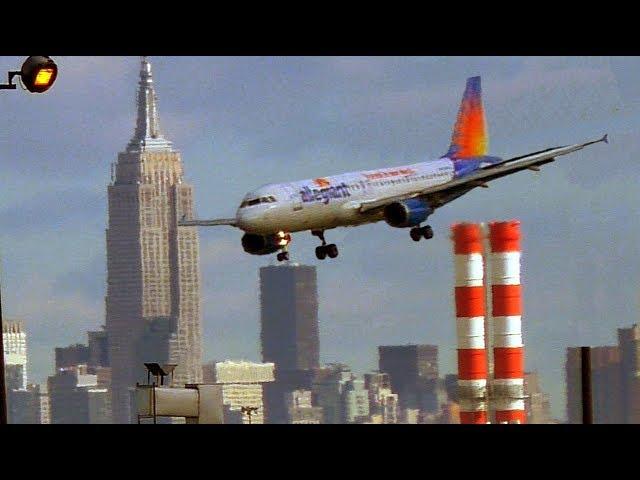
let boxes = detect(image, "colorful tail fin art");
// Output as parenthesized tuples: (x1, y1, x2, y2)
(445, 76, 488, 160)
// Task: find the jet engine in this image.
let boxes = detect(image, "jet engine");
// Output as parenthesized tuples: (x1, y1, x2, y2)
(384, 198, 433, 228)
(241, 232, 291, 255)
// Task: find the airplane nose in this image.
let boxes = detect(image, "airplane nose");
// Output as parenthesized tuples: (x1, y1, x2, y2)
(237, 208, 264, 232)
(237, 206, 276, 233)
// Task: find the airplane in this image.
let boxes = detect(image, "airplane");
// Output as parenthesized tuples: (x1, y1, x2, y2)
(179, 76, 608, 262)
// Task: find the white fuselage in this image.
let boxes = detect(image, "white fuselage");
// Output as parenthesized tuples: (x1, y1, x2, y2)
(236, 158, 456, 234)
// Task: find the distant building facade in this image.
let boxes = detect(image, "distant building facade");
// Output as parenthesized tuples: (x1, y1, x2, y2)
(8, 384, 50, 424)
(204, 360, 275, 424)
(378, 344, 439, 415)
(286, 390, 323, 424)
(88, 329, 110, 368)
(364, 371, 398, 424)
(566, 345, 623, 424)
(3, 322, 27, 391)
(524, 372, 552, 424)
(618, 325, 640, 423)
(343, 377, 370, 423)
(311, 364, 377, 424)
(55, 344, 89, 370)
(260, 264, 319, 423)
(48, 365, 112, 424)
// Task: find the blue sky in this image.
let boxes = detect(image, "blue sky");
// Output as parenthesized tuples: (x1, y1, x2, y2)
(0, 56, 637, 421)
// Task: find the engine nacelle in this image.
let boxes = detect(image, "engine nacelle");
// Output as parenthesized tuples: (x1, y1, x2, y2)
(241, 232, 290, 255)
(384, 198, 433, 228)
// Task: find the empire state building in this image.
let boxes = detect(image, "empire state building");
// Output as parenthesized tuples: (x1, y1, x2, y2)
(106, 57, 203, 423)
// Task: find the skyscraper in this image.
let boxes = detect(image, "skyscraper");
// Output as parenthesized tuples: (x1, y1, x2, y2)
(8, 384, 50, 424)
(3, 321, 27, 391)
(617, 325, 640, 423)
(260, 264, 320, 423)
(55, 343, 89, 369)
(106, 57, 202, 423)
(285, 389, 323, 424)
(523, 371, 552, 424)
(48, 366, 112, 424)
(260, 264, 319, 370)
(565, 346, 623, 424)
(378, 344, 439, 412)
(311, 363, 353, 424)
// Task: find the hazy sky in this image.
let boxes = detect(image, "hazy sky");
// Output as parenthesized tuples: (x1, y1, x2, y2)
(0, 56, 637, 421)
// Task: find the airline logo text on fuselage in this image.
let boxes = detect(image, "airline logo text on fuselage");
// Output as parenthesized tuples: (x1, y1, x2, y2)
(300, 178, 351, 205)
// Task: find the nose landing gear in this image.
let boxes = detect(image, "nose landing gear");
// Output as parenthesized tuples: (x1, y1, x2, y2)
(312, 230, 339, 260)
(277, 251, 289, 262)
(275, 231, 292, 262)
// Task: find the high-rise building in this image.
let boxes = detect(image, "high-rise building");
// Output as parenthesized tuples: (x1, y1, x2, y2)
(364, 371, 398, 424)
(439, 401, 461, 424)
(311, 363, 354, 424)
(203, 360, 275, 424)
(8, 384, 50, 424)
(343, 377, 370, 423)
(55, 344, 89, 370)
(444, 374, 458, 403)
(618, 324, 640, 423)
(523, 372, 552, 424)
(88, 329, 110, 368)
(48, 365, 112, 424)
(106, 57, 203, 423)
(566, 346, 623, 424)
(260, 264, 319, 370)
(3, 321, 27, 391)
(285, 390, 323, 424)
(260, 264, 319, 423)
(378, 344, 438, 411)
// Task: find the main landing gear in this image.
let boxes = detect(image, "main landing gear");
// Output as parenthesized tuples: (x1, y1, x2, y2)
(410, 225, 434, 242)
(312, 230, 339, 260)
(276, 251, 289, 262)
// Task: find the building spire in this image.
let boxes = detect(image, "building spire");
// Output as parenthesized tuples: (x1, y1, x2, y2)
(126, 56, 173, 152)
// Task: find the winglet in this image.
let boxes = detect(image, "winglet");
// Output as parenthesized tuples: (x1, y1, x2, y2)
(602, 133, 608, 144)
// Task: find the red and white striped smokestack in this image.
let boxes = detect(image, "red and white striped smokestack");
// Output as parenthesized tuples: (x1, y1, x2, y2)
(488, 220, 526, 424)
(451, 223, 488, 424)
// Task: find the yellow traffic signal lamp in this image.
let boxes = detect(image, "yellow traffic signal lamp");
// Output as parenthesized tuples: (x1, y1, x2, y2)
(0, 56, 58, 93)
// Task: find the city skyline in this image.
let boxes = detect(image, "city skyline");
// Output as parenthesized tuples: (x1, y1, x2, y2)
(0, 56, 637, 420)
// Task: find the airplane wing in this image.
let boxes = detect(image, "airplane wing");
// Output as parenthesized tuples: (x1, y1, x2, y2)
(178, 218, 237, 227)
(358, 134, 608, 213)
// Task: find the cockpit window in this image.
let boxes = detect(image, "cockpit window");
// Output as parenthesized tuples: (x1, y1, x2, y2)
(240, 196, 278, 208)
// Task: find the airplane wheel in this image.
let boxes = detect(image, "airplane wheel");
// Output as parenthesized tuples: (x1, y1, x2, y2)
(422, 225, 434, 240)
(282, 251, 289, 261)
(277, 253, 284, 262)
(315, 246, 327, 260)
(327, 244, 339, 258)
(410, 228, 422, 242)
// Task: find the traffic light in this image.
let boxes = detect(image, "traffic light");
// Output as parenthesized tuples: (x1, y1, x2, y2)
(0, 56, 58, 93)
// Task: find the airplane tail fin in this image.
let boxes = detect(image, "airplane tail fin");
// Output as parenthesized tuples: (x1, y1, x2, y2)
(444, 76, 489, 160)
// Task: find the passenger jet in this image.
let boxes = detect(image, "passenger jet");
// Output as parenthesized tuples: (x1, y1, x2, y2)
(179, 76, 607, 262)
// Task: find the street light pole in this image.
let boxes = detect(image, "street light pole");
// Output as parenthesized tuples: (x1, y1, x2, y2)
(581, 346, 593, 425)
(0, 276, 7, 424)
(241, 406, 258, 424)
